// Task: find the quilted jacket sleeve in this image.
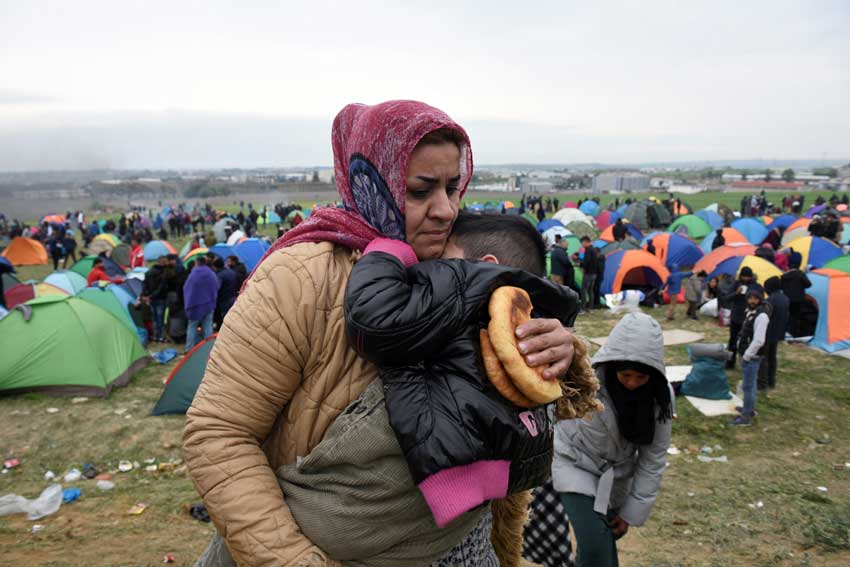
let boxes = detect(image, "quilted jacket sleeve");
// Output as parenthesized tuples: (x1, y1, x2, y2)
(345, 252, 579, 368)
(183, 251, 338, 567)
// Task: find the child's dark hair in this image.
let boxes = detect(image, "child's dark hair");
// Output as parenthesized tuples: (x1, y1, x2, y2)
(450, 212, 546, 276)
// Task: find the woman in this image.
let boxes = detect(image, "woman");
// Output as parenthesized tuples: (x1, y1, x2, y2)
(552, 312, 672, 567)
(184, 100, 578, 567)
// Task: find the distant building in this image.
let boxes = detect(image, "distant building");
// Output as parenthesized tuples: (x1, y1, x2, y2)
(729, 181, 804, 190)
(521, 180, 554, 193)
(592, 173, 650, 194)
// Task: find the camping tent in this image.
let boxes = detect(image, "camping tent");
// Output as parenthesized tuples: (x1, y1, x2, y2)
(2, 238, 48, 266)
(233, 238, 270, 271)
(541, 226, 572, 246)
(77, 286, 138, 336)
(782, 236, 842, 269)
(88, 233, 121, 256)
(693, 243, 757, 275)
(695, 210, 724, 230)
(594, 210, 622, 231)
(807, 269, 850, 352)
(579, 201, 599, 216)
(537, 219, 564, 233)
(43, 270, 88, 295)
(642, 233, 703, 269)
(5, 282, 69, 309)
(781, 226, 811, 246)
(622, 201, 672, 231)
(226, 230, 246, 247)
(208, 243, 236, 261)
(786, 218, 811, 234)
(111, 244, 132, 267)
(213, 218, 240, 242)
(600, 250, 670, 295)
(707, 255, 782, 284)
(731, 218, 769, 245)
(143, 240, 176, 261)
(553, 208, 593, 227)
(822, 255, 850, 275)
(70, 255, 124, 279)
(599, 222, 643, 243)
(599, 240, 641, 256)
(804, 204, 828, 219)
(565, 221, 598, 241)
(699, 228, 749, 254)
(0, 296, 148, 396)
(766, 214, 798, 232)
(669, 215, 713, 240)
(151, 335, 217, 415)
(183, 247, 209, 268)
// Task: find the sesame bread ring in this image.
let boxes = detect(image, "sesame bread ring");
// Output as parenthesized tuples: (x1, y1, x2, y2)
(480, 329, 537, 408)
(487, 286, 562, 405)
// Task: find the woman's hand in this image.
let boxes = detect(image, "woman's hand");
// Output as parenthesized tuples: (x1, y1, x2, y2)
(609, 515, 630, 538)
(515, 319, 575, 380)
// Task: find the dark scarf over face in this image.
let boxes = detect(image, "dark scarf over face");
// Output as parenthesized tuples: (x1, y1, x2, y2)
(605, 362, 673, 445)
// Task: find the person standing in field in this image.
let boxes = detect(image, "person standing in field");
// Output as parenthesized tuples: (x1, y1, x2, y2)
(579, 236, 599, 313)
(684, 271, 706, 320)
(730, 288, 770, 426)
(183, 256, 219, 352)
(759, 277, 789, 391)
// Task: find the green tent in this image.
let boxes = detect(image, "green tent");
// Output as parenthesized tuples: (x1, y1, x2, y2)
(823, 255, 850, 275)
(669, 215, 713, 240)
(623, 200, 672, 231)
(152, 335, 216, 415)
(0, 296, 148, 396)
(77, 286, 137, 336)
(565, 221, 598, 241)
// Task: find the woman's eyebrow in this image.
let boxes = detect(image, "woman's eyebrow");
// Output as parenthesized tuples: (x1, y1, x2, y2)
(415, 175, 462, 183)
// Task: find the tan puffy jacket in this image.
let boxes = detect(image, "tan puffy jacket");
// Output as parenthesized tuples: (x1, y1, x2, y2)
(184, 242, 376, 567)
(184, 241, 528, 567)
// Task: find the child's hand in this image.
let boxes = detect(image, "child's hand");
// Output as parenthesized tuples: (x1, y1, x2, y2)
(515, 319, 575, 380)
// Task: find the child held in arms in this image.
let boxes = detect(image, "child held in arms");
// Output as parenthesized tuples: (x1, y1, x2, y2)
(277, 212, 600, 567)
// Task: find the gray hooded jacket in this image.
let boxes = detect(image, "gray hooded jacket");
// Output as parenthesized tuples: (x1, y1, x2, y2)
(552, 312, 672, 526)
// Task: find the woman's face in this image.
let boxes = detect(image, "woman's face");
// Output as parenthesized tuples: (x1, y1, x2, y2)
(405, 142, 462, 260)
(616, 369, 650, 391)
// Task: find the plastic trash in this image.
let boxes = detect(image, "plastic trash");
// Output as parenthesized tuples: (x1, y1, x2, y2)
(43, 471, 56, 481)
(3, 458, 21, 469)
(817, 486, 829, 493)
(82, 464, 98, 479)
(163, 554, 176, 564)
(127, 503, 147, 515)
(46, 407, 60, 414)
(153, 349, 178, 364)
(118, 460, 133, 473)
(667, 447, 681, 455)
(62, 488, 81, 504)
(96, 480, 115, 491)
(64, 468, 82, 482)
(145, 465, 158, 473)
(32, 524, 45, 533)
(0, 484, 63, 520)
(71, 397, 89, 404)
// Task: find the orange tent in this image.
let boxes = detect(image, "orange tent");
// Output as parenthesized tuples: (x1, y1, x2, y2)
(693, 243, 756, 275)
(2, 237, 48, 266)
(786, 218, 811, 233)
(600, 249, 670, 295)
(809, 269, 850, 352)
(42, 214, 66, 224)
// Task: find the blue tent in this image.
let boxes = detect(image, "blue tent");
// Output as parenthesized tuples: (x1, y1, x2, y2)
(267, 212, 282, 224)
(208, 243, 236, 260)
(695, 210, 724, 230)
(616, 204, 629, 215)
(579, 201, 599, 216)
(143, 240, 175, 261)
(233, 238, 270, 271)
(731, 218, 769, 245)
(537, 219, 564, 233)
(766, 214, 798, 232)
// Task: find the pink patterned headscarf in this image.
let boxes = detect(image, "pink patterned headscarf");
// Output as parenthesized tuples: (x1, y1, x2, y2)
(256, 101, 472, 270)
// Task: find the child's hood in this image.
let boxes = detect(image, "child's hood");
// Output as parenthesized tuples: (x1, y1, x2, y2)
(590, 312, 665, 379)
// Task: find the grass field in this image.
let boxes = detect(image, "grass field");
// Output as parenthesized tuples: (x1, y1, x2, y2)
(2, 194, 849, 566)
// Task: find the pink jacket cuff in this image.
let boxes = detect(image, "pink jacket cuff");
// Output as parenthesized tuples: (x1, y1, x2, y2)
(363, 237, 418, 268)
(418, 460, 510, 528)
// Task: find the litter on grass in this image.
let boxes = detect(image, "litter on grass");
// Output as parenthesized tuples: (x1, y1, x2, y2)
(127, 503, 147, 515)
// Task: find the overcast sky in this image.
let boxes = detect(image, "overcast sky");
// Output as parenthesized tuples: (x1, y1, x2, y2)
(1, 0, 848, 170)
